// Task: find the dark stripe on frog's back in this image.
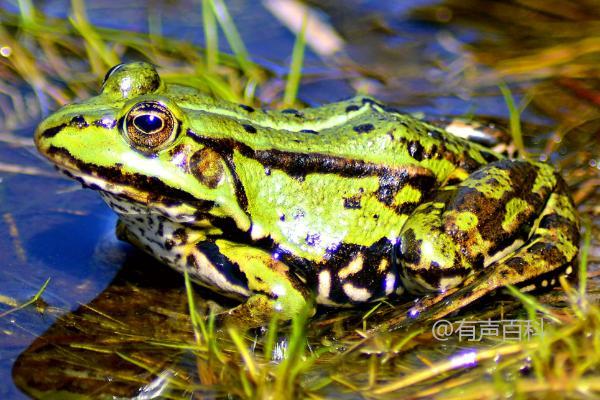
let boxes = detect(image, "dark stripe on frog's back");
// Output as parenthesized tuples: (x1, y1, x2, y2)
(189, 131, 441, 182)
(46, 145, 215, 210)
(186, 98, 494, 173)
(190, 130, 440, 216)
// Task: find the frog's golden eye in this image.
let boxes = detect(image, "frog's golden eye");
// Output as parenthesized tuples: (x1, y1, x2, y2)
(123, 101, 177, 151)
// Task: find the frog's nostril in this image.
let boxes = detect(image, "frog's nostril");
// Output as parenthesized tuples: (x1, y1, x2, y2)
(69, 115, 89, 129)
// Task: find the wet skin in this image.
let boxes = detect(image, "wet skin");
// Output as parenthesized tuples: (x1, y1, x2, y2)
(35, 62, 579, 326)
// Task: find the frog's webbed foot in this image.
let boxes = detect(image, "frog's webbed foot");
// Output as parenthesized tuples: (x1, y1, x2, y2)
(394, 161, 579, 329)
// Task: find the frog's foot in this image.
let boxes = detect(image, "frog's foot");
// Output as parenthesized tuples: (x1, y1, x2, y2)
(396, 161, 579, 326)
(427, 116, 519, 158)
(218, 293, 313, 328)
(198, 239, 314, 329)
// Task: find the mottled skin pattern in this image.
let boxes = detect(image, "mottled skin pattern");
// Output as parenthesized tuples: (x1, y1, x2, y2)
(35, 63, 579, 326)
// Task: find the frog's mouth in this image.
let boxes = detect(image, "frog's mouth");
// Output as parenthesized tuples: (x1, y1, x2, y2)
(46, 146, 213, 212)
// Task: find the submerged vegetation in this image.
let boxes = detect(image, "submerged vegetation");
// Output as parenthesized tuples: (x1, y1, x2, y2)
(1, 0, 599, 398)
(9, 227, 600, 399)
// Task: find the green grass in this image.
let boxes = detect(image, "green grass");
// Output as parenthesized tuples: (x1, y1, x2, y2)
(499, 83, 528, 159)
(201, 0, 219, 72)
(283, 12, 307, 107)
(0, 277, 50, 318)
(208, 0, 257, 83)
(1, 0, 264, 107)
(69, 0, 120, 70)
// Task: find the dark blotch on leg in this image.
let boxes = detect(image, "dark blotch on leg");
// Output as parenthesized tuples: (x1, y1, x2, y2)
(505, 256, 526, 275)
(397, 229, 422, 266)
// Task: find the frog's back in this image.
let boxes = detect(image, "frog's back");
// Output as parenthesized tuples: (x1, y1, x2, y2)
(182, 94, 499, 183)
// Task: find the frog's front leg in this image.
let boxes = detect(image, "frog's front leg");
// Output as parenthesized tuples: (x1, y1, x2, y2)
(193, 239, 314, 327)
(395, 160, 579, 321)
(115, 213, 313, 327)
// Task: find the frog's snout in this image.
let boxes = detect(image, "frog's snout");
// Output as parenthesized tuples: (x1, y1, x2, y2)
(34, 114, 59, 153)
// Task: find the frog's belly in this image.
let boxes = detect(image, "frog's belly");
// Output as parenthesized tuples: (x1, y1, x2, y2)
(100, 192, 251, 299)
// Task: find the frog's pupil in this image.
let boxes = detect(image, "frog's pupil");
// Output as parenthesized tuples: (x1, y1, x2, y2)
(134, 114, 163, 134)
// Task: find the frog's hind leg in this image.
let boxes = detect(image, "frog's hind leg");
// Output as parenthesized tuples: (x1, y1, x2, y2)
(405, 178, 580, 324)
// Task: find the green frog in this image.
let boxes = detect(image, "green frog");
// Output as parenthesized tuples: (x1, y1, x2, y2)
(35, 62, 579, 326)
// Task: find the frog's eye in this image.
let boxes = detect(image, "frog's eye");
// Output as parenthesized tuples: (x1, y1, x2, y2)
(123, 101, 178, 151)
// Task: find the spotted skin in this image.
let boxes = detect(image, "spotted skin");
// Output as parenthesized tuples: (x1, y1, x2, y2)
(34, 62, 580, 326)
(405, 180, 579, 322)
(397, 160, 562, 292)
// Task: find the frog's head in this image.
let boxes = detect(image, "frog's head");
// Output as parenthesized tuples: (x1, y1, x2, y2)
(35, 62, 240, 224)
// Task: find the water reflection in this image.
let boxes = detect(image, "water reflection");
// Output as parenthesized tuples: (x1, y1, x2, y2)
(12, 250, 223, 398)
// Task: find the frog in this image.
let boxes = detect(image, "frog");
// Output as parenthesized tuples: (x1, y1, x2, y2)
(34, 62, 580, 327)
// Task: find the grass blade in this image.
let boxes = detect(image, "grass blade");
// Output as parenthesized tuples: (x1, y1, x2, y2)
(579, 217, 591, 301)
(202, 0, 219, 71)
(210, 0, 253, 78)
(69, 0, 120, 70)
(499, 83, 527, 159)
(0, 278, 50, 318)
(283, 12, 307, 106)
